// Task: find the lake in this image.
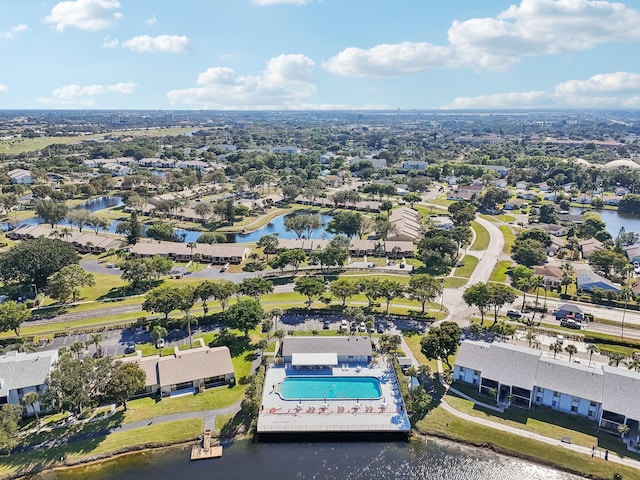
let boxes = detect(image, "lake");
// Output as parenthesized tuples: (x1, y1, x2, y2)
(225, 213, 334, 243)
(570, 207, 640, 236)
(33, 438, 581, 480)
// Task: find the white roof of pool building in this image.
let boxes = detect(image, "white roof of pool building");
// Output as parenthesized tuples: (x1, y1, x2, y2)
(282, 336, 372, 358)
(292, 353, 338, 367)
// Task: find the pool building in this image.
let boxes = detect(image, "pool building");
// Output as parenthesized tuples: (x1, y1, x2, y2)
(257, 336, 410, 434)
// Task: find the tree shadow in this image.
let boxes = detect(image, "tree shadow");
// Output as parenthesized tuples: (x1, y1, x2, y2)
(219, 411, 251, 439)
(209, 330, 251, 357)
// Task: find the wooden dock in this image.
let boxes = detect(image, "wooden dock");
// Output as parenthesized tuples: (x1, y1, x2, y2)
(190, 429, 223, 460)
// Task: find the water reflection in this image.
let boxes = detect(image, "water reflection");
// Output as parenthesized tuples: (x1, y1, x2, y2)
(36, 438, 582, 480)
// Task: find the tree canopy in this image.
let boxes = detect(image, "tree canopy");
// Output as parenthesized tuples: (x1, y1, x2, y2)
(0, 237, 78, 289)
(420, 321, 461, 367)
(224, 299, 264, 338)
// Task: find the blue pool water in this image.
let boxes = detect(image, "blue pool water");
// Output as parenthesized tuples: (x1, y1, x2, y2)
(279, 376, 382, 400)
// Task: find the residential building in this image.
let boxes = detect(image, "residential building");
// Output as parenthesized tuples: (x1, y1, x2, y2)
(623, 244, 640, 265)
(515, 181, 528, 190)
(517, 190, 540, 201)
(536, 223, 569, 237)
(8, 168, 33, 185)
(453, 340, 640, 446)
(129, 241, 250, 264)
(122, 341, 234, 397)
(7, 224, 124, 253)
(533, 265, 563, 288)
(553, 304, 584, 321)
(484, 165, 509, 177)
(270, 146, 301, 154)
(387, 206, 423, 242)
(400, 160, 427, 170)
(579, 238, 603, 260)
(576, 266, 621, 294)
(0, 350, 59, 416)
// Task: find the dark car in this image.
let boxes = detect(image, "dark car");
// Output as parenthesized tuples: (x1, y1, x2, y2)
(377, 324, 385, 334)
(124, 341, 136, 354)
(506, 309, 522, 319)
(323, 320, 330, 330)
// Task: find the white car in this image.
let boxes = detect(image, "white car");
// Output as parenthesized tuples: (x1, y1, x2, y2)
(556, 335, 564, 345)
(156, 338, 165, 349)
(358, 322, 366, 332)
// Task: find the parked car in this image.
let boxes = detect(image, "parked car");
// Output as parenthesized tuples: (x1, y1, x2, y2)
(156, 338, 165, 349)
(376, 324, 385, 334)
(124, 341, 136, 354)
(323, 320, 330, 330)
(358, 322, 366, 332)
(106, 263, 115, 268)
(340, 319, 348, 331)
(556, 335, 564, 345)
(506, 309, 522, 319)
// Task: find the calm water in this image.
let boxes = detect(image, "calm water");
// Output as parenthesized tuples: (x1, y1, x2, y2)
(225, 213, 334, 243)
(280, 376, 382, 400)
(570, 207, 640, 236)
(34, 438, 582, 480)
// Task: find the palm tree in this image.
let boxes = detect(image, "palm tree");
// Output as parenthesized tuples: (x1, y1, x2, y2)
(531, 275, 545, 310)
(187, 241, 198, 259)
(525, 329, 537, 348)
(70, 341, 85, 359)
(586, 344, 599, 367)
(91, 333, 102, 355)
(60, 226, 73, 242)
(561, 262, 575, 295)
(549, 342, 563, 359)
(618, 422, 631, 438)
(20, 391, 40, 424)
(565, 344, 578, 362)
(514, 276, 532, 310)
(608, 352, 627, 367)
(625, 357, 640, 372)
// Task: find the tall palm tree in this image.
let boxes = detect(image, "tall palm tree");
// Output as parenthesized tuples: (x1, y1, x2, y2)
(586, 344, 599, 367)
(565, 344, 578, 362)
(187, 241, 198, 259)
(60, 226, 73, 242)
(625, 357, 640, 372)
(20, 391, 40, 424)
(91, 333, 102, 355)
(549, 342, 563, 359)
(618, 423, 631, 438)
(532, 275, 545, 310)
(561, 262, 575, 295)
(608, 352, 627, 367)
(525, 329, 537, 348)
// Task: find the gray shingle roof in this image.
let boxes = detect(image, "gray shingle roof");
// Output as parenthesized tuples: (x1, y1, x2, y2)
(535, 358, 603, 402)
(602, 365, 640, 420)
(282, 336, 372, 358)
(471, 342, 542, 390)
(0, 350, 58, 397)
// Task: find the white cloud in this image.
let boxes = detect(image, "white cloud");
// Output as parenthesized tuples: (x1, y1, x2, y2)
(45, 0, 122, 31)
(168, 54, 316, 109)
(252, 0, 313, 5)
(144, 15, 157, 26)
(0, 85, 8, 94)
(102, 35, 118, 48)
(324, 41, 452, 77)
(327, 0, 640, 76)
(121, 35, 191, 54)
(1, 24, 30, 39)
(51, 81, 136, 100)
(445, 72, 640, 109)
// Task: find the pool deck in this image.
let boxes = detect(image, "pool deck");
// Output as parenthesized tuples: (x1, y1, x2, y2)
(257, 359, 411, 434)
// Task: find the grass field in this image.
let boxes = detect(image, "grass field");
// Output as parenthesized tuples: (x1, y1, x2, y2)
(470, 221, 490, 251)
(454, 255, 479, 279)
(416, 406, 639, 480)
(442, 277, 468, 289)
(0, 127, 197, 154)
(489, 260, 512, 283)
(0, 419, 202, 478)
(499, 225, 516, 254)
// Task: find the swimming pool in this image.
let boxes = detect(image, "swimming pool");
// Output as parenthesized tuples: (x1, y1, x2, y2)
(278, 376, 382, 400)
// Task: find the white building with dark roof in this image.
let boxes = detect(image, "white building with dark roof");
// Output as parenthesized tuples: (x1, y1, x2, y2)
(8, 168, 33, 185)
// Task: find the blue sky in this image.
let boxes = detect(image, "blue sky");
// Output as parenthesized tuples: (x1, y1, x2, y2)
(1, 0, 640, 110)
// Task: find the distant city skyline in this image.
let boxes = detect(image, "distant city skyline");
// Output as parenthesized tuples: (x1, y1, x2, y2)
(1, 0, 640, 110)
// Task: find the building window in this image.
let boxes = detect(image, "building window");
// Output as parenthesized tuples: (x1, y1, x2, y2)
(590, 401, 597, 407)
(571, 405, 578, 413)
(552, 400, 557, 408)
(553, 391, 559, 398)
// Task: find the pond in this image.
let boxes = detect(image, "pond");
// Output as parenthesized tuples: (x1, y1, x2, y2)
(225, 212, 334, 243)
(570, 207, 640, 236)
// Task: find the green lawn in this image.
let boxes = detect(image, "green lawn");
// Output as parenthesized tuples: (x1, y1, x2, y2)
(489, 260, 512, 283)
(454, 255, 479, 279)
(500, 225, 516, 254)
(416, 406, 639, 480)
(470, 221, 490, 251)
(0, 419, 202, 478)
(443, 277, 468, 288)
